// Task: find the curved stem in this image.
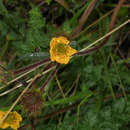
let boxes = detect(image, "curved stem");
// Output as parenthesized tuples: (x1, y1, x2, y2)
(77, 19, 130, 55)
(40, 64, 60, 93)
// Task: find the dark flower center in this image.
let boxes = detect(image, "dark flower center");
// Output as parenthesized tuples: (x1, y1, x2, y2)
(54, 43, 67, 54)
(6, 113, 15, 123)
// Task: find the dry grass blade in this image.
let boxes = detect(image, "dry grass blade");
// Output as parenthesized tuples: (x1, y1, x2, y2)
(78, 19, 130, 53)
(43, 103, 78, 120)
(109, 0, 126, 30)
(55, 0, 70, 11)
(77, 0, 126, 55)
(14, 58, 50, 75)
(40, 64, 60, 92)
(72, 9, 114, 39)
(0, 85, 21, 97)
(56, 76, 65, 98)
(0, 65, 56, 97)
(72, 0, 98, 36)
(1, 59, 51, 89)
(0, 74, 40, 126)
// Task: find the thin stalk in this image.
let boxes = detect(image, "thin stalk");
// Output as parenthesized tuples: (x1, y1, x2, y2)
(0, 74, 40, 126)
(104, 4, 130, 8)
(43, 103, 78, 120)
(103, 53, 116, 100)
(77, 94, 90, 124)
(0, 41, 9, 60)
(14, 58, 50, 75)
(72, 9, 114, 39)
(78, 19, 130, 53)
(56, 76, 65, 99)
(1, 59, 51, 89)
(0, 66, 56, 97)
(40, 64, 60, 93)
(110, 54, 127, 100)
(44, 91, 93, 106)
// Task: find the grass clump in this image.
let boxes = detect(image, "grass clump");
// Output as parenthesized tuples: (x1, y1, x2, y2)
(0, 0, 130, 129)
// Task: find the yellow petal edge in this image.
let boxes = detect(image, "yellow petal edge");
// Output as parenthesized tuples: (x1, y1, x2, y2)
(0, 111, 22, 130)
(50, 36, 77, 64)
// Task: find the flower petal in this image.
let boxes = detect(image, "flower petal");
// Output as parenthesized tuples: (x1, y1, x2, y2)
(0, 111, 9, 129)
(49, 36, 77, 64)
(0, 111, 22, 130)
(66, 46, 77, 56)
(56, 36, 70, 45)
(55, 55, 70, 64)
(0, 122, 9, 129)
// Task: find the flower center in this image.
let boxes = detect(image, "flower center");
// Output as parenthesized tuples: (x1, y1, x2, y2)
(5, 113, 15, 123)
(54, 43, 67, 54)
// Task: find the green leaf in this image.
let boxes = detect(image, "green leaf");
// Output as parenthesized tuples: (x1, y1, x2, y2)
(112, 98, 126, 113)
(45, 0, 52, 5)
(29, 7, 45, 30)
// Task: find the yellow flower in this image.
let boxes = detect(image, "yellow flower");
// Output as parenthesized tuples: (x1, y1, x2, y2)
(0, 111, 22, 130)
(50, 36, 77, 64)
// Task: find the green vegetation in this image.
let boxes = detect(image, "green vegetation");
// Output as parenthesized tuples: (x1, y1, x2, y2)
(0, 0, 130, 129)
